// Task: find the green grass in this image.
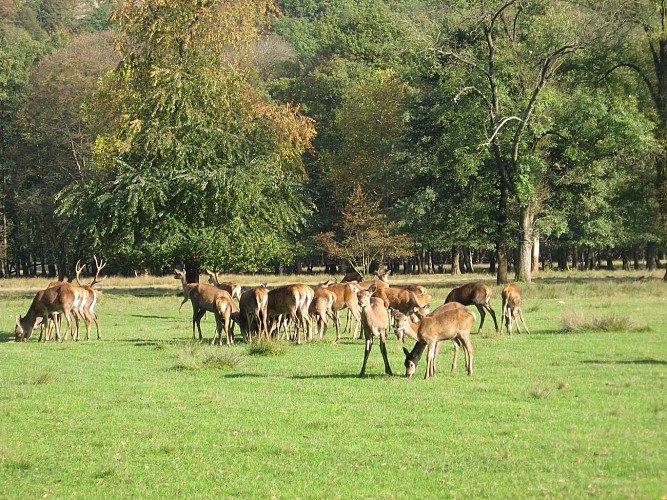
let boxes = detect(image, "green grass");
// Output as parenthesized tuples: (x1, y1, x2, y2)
(0, 271, 665, 498)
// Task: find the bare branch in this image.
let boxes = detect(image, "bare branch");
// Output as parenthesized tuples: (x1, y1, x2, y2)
(454, 86, 491, 108)
(599, 62, 657, 104)
(482, 116, 523, 147)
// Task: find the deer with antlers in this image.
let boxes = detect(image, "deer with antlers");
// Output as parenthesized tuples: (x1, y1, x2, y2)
(73, 256, 106, 340)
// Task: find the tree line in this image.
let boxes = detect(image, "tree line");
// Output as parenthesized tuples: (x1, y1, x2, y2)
(1, 0, 665, 283)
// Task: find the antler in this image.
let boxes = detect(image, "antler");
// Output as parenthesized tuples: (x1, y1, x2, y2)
(75, 260, 88, 286)
(90, 255, 107, 287)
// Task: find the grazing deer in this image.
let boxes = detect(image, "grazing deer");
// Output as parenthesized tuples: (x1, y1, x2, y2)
(238, 285, 269, 342)
(174, 268, 199, 313)
(206, 269, 242, 301)
(309, 286, 336, 339)
(501, 284, 530, 335)
(15, 283, 82, 342)
(357, 285, 393, 377)
(186, 282, 237, 345)
(267, 284, 313, 344)
(445, 282, 498, 333)
(341, 270, 363, 283)
(319, 281, 361, 341)
(396, 305, 475, 379)
(74, 256, 106, 340)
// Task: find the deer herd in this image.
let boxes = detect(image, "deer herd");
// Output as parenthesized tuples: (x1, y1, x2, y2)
(14, 263, 530, 379)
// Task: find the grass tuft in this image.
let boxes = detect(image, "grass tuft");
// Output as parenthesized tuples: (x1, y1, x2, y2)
(172, 342, 243, 370)
(21, 372, 52, 385)
(561, 311, 650, 333)
(530, 383, 553, 399)
(248, 339, 288, 356)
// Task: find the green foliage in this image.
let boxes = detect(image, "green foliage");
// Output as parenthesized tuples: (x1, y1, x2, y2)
(60, 0, 316, 273)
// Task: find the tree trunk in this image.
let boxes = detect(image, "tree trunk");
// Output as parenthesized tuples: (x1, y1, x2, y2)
(496, 184, 509, 285)
(185, 260, 200, 283)
(515, 205, 533, 283)
(531, 235, 540, 273)
(451, 245, 461, 275)
(646, 241, 657, 270)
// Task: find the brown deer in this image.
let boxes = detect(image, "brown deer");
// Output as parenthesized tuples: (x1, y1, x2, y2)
(185, 282, 237, 345)
(445, 282, 498, 333)
(267, 284, 313, 344)
(174, 268, 199, 313)
(501, 284, 530, 335)
(372, 286, 430, 317)
(357, 285, 393, 377)
(238, 285, 269, 342)
(15, 282, 82, 342)
(206, 269, 242, 301)
(352, 268, 391, 292)
(319, 281, 361, 340)
(74, 256, 106, 340)
(309, 286, 336, 339)
(397, 305, 475, 379)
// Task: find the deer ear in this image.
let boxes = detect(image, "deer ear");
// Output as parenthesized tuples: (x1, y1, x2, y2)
(16, 315, 21, 326)
(403, 346, 410, 357)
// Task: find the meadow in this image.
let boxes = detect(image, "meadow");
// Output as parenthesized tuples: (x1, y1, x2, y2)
(0, 270, 665, 498)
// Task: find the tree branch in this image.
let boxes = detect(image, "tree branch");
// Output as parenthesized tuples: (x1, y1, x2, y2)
(599, 62, 658, 106)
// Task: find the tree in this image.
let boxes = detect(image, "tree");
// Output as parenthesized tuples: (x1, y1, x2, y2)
(313, 184, 412, 276)
(412, 1, 594, 283)
(593, 0, 667, 279)
(59, 0, 316, 278)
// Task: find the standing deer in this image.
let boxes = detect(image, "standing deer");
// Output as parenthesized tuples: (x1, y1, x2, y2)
(309, 286, 336, 339)
(206, 270, 242, 301)
(267, 284, 313, 344)
(397, 305, 475, 379)
(174, 269, 199, 313)
(15, 283, 82, 342)
(186, 282, 237, 345)
(74, 256, 106, 340)
(357, 285, 393, 377)
(238, 285, 269, 342)
(372, 286, 430, 317)
(319, 281, 361, 340)
(445, 282, 498, 333)
(501, 284, 530, 335)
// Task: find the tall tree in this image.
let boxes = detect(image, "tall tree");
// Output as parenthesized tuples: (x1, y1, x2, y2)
(412, 0, 592, 283)
(59, 0, 315, 278)
(595, 1, 667, 279)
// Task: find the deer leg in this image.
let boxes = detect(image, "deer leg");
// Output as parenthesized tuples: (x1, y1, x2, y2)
(425, 344, 436, 379)
(333, 310, 341, 341)
(359, 337, 373, 377)
(225, 315, 232, 346)
(486, 304, 499, 332)
(450, 338, 460, 373)
(475, 304, 486, 333)
(379, 332, 392, 376)
(194, 309, 206, 341)
(92, 313, 101, 339)
(212, 314, 222, 345)
(518, 308, 530, 334)
(460, 335, 474, 376)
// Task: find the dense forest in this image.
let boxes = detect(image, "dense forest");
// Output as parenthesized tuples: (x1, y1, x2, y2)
(1, 0, 666, 283)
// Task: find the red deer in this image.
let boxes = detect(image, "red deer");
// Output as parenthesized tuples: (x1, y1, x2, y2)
(15, 283, 82, 342)
(206, 270, 242, 301)
(372, 286, 430, 317)
(309, 286, 336, 339)
(396, 305, 475, 379)
(501, 284, 529, 335)
(175, 268, 236, 345)
(74, 256, 106, 341)
(237, 285, 269, 342)
(445, 282, 498, 333)
(174, 269, 199, 313)
(320, 281, 361, 340)
(341, 270, 363, 283)
(267, 284, 313, 344)
(352, 268, 391, 292)
(357, 285, 393, 377)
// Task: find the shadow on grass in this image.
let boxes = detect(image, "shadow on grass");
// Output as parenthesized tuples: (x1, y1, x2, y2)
(290, 373, 394, 380)
(1, 332, 15, 342)
(582, 359, 667, 365)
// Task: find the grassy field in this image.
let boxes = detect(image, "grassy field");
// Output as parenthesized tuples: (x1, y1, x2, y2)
(0, 270, 666, 498)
